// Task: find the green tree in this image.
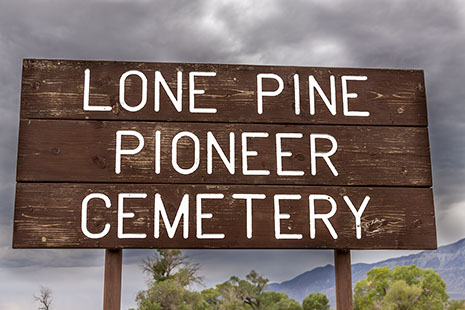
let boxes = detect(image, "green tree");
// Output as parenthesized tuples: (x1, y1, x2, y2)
(242, 270, 269, 309)
(213, 277, 247, 309)
(200, 288, 222, 310)
(203, 270, 301, 310)
(261, 291, 302, 310)
(448, 300, 465, 310)
(133, 250, 206, 310)
(133, 252, 309, 310)
(215, 271, 268, 309)
(354, 265, 449, 310)
(135, 279, 205, 310)
(354, 266, 392, 310)
(382, 280, 422, 310)
(302, 292, 330, 310)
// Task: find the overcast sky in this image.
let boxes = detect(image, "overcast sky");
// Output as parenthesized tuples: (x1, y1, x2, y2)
(1, 0, 465, 309)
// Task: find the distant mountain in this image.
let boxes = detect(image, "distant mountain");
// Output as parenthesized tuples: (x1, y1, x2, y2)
(268, 238, 465, 306)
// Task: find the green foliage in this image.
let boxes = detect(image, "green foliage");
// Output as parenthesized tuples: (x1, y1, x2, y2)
(354, 265, 449, 310)
(135, 279, 205, 310)
(382, 280, 422, 310)
(261, 291, 303, 310)
(210, 277, 246, 310)
(133, 250, 329, 310)
(203, 270, 303, 310)
(448, 300, 465, 310)
(214, 270, 269, 309)
(200, 288, 221, 310)
(133, 250, 205, 310)
(302, 292, 330, 310)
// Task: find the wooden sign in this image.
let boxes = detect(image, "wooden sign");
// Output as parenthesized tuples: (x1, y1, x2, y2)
(13, 59, 436, 249)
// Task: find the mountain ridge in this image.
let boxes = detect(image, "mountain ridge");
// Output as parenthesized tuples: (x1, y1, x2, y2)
(268, 237, 465, 305)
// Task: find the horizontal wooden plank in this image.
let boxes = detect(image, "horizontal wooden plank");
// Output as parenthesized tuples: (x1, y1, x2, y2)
(21, 59, 427, 126)
(17, 120, 432, 186)
(13, 183, 436, 249)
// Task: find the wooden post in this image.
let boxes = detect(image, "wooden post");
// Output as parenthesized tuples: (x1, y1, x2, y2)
(103, 249, 123, 310)
(334, 249, 353, 310)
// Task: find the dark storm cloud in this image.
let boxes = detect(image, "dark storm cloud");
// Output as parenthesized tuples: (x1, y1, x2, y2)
(0, 0, 257, 270)
(0, 0, 244, 62)
(0, 0, 240, 234)
(199, 0, 465, 215)
(0, 0, 465, 272)
(0, 247, 155, 268)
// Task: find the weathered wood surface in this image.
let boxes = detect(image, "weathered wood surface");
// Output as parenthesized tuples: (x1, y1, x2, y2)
(334, 250, 353, 310)
(17, 120, 431, 186)
(103, 249, 122, 310)
(21, 59, 427, 126)
(15, 59, 436, 250)
(13, 183, 436, 249)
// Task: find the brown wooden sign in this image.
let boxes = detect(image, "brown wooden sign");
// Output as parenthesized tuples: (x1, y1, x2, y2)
(15, 183, 434, 249)
(14, 59, 436, 249)
(17, 120, 430, 186)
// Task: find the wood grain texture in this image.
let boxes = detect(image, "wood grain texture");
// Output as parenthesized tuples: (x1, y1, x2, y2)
(20, 59, 427, 126)
(334, 250, 353, 310)
(103, 249, 122, 310)
(15, 59, 436, 250)
(13, 183, 436, 249)
(17, 119, 431, 186)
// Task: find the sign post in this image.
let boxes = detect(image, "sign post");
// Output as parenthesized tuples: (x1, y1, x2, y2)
(334, 249, 353, 309)
(103, 249, 122, 310)
(14, 59, 436, 309)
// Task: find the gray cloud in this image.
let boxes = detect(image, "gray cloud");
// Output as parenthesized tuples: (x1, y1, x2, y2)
(0, 2, 465, 307)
